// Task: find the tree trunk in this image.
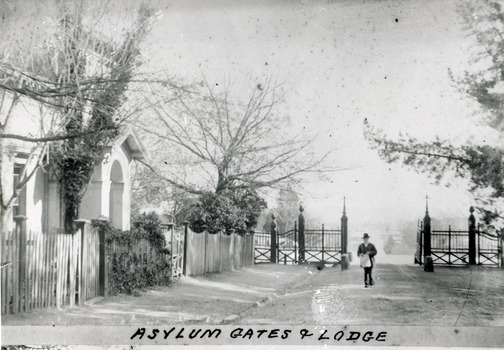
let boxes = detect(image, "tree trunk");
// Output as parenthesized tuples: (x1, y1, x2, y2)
(216, 170, 228, 193)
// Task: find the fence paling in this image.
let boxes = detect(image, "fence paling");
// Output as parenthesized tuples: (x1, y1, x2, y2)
(5, 232, 10, 314)
(1, 233, 5, 314)
(28, 232, 32, 311)
(8, 231, 13, 314)
(34, 233, 39, 309)
(23, 234, 28, 312)
(25, 232, 30, 311)
(36, 233, 41, 309)
(40, 234, 44, 308)
(56, 235, 62, 308)
(62, 234, 68, 306)
(1, 233, 6, 314)
(48, 234, 54, 307)
(8, 231, 12, 314)
(43, 234, 49, 308)
(2, 232, 9, 314)
(61, 235, 66, 306)
(77, 229, 82, 305)
(14, 228, 20, 314)
(45, 234, 51, 308)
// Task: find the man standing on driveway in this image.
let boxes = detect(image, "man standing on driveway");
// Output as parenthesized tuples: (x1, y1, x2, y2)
(358, 233, 377, 288)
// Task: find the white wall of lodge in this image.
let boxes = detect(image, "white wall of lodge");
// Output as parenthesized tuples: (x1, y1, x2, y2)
(79, 143, 132, 231)
(3, 143, 136, 233)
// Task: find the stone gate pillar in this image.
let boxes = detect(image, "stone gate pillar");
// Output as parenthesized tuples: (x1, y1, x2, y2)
(341, 198, 348, 255)
(468, 206, 476, 265)
(270, 214, 278, 263)
(340, 198, 349, 271)
(423, 197, 433, 272)
(298, 206, 305, 263)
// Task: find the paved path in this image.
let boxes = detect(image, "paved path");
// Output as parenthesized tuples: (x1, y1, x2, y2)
(2, 261, 503, 326)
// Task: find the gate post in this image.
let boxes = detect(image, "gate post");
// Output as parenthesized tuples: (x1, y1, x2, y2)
(270, 214, 278, 263)
(340, 198, 349, 271)
(341, 198, 348, 255)
(182, 221, 189, 275)
(75, 219, 89, 305)
(14, 215, 27, 313)
(468, 206, 476, 265)
(423, 198, 433, 272)
(95, 218, 108, 297)
(298, 206, 305, 263)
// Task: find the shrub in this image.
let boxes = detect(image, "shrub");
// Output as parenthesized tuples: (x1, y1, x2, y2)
(91, 213, 171, 295)
(186, 187, 267, 235)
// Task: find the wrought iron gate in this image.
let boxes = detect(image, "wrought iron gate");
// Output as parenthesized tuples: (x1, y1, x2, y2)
(277, 227, 298, 264)
(415, 206, 503, 268)
(254, 203, 348, 265)
(254, 231, 272, 263)
(303, 226, 341, 264)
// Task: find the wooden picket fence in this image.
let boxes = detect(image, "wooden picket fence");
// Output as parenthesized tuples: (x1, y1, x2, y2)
(184, 227, 255, 276)
(2, 230, 75, 314)
(1, 222, 101, 315)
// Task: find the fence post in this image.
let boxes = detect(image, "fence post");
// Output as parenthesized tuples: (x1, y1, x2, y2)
(423, 198, 433, 272)
(270, 214, 278, 263)
(182, 221, 189, 275)
(499, 231, 503, 269)
(74, 219, 88, 305)
(298, 206, 305, 263)
(468, 206, 476, 265)
(294, 221, 298, 263)
(321, 224, 325, 263)
(14, 215, 27, 313)
(448, 225, 451, 264)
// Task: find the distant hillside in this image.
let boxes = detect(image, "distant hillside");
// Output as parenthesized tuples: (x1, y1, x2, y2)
(380, 216, 467, 255)
(431, 217, 468, 231)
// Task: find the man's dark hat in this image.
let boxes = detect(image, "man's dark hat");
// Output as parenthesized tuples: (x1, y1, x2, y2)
(362, 233, 370, 239)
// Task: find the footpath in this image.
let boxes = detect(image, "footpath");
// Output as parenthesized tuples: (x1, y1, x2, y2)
(1, 263, 322, 326)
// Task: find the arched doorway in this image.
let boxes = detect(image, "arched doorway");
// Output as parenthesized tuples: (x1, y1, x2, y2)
(109, 160, 124, 229)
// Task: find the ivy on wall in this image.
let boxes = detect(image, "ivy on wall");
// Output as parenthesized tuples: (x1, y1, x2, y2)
(49, 6, 155, 234)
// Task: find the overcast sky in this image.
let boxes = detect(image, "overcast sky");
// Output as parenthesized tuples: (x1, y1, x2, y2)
(134, 0, 498, 232)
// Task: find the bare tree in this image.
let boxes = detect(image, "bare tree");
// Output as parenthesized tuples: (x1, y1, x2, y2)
(135, 78, 333, 196)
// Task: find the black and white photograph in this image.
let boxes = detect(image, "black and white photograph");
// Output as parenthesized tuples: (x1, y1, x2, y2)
(1, 0, 504, 348)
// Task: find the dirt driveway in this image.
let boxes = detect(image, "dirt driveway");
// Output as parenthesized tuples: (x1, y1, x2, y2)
(2, 261, 503, 326)
(239, 263, 504, 326)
